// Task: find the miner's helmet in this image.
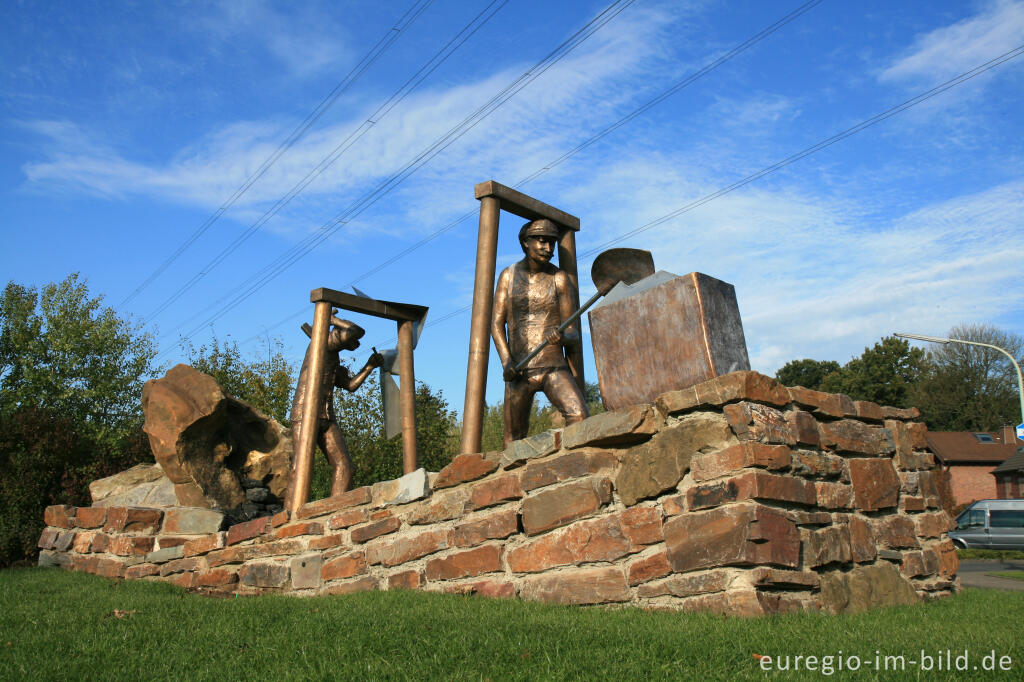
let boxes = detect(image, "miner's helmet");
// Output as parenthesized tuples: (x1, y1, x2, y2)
(518, 218, 560, 249)
(327, 317, 365, 350)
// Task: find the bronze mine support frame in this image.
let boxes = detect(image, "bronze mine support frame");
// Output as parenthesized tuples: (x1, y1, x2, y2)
(459, 180, 582, 455)
(286, 287, 428, 513)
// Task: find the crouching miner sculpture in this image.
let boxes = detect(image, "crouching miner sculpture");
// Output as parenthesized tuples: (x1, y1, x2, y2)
(492, 218, 588, 446)
(290, 314, 383, 494)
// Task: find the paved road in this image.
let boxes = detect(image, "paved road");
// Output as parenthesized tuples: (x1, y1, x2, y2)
(957, 560, 1024, 591)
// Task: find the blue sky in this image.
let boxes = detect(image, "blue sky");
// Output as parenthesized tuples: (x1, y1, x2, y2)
(3, 0, 1023, 414)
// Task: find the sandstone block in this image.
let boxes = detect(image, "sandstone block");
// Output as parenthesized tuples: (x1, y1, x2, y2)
(328, 509, 369, 530)
(785, 410, 821, 446)
(90, 533, 111, 553)
(351, 517, 401, 544)
(425, 545, 503, 581)
(452, 509, 518, 548)
(225, 516, 271, 545)
(815, 482, 854, 509)
(194, 568, 239, 587)
(935, 539, 959, 578)
(786, 386, 856, 418)
(906, 421, 928, 449)
(723, 402, 795, 445)
(501, 430, 561, 468)
(437, 579, 515, 598)
(288, 554, 322, 590)
(803, 525, 852, 567)
(819, 562, 919, 614)
(184, 532, 225, 557)
(162, 508, 225, 535)
(37, 550, 71, 568)
(690, 442, 791, 482)
(819, 420, 895, 456)
(53, 530, 76, 552)
(44, 505, 76, 528)
(616, 413, 733, 505)
(239, 561, 290, 588)
(206, 539, 305, 567)
(656, 371, 789, 415)
(160, 557, 200, 576)
(72, 531, 94, 553)
(322, 576, 379, 595)
(661, 494, 686, 516)
(103, 507, 163, 534)
(321, 552, 367, 581)
(915, 511, 955, 538)
(521, 476, 612, 535)
(854, 401, 883, 422)
(751, 567, 821, 589)
(627, 551, 671, 586)
(520, 449, 616, 492)
(75, 507, 107, 529)
(508, 514, 635, 573)
(372, 468, 429, 507)
(125, 563, 160, 579)
(406, 488, 469, 525)
(872, 515, 920, 549)
(881, 406, 921, 420)
(687, 471, 815, 510)
(433, 453, 497, 489)
(848, 458, 900, 511)
(790, 450, 844, 478)
(848, 515, 876, 563)
(275, 521, 325, 539)
(388, 570, 423, 590)
(296, 486, 372, 520)
(308, 535, 345, 551)
(146, 546, 185, 564)
(562, 405, 658, 449)
(636, 570, 733, 599)
(520, 566, 629, 605)
(664, 502, 799, 572)
(365, 529, 449, 567)
(466, 474, 522, 511)
(786, 510, 832, 526)
(37, 527, 59, 550)
(901, 550, 929, 578)
(900, 496, 927, 512)
(89, 464, 177, 508)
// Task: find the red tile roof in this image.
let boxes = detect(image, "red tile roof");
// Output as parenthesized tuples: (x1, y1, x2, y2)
(926, 431, 1019, 464)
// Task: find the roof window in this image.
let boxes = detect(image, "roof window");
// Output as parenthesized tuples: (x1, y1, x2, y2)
(973, 433, 995, 443)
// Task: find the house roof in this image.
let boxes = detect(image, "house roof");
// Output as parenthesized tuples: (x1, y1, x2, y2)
(992, 447, 1024, 474)
(926, 431, 1019, 464)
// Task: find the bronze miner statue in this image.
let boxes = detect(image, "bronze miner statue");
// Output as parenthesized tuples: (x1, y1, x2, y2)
(492, 218, 588, 446)
(290, 313, 383, 494)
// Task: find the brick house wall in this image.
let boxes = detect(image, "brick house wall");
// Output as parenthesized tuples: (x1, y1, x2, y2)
(948, 465, 998, 506)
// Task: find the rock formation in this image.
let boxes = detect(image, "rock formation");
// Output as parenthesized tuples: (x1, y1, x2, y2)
(142, 364, 292, 514)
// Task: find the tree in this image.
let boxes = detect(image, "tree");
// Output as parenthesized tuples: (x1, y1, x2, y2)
(184, 335, 295, 425)
(0, 274, 158, 565)
(0, 274, 159, 445)
(910, 324, 1023, 432)
(820, 336, 926, 408)
(775, 358, 841, 390)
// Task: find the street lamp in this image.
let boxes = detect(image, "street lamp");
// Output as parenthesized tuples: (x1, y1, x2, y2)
(894, 332, 1024, 430)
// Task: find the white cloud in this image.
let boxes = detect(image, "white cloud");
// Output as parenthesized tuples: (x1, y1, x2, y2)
(879, 0, 1024, 83)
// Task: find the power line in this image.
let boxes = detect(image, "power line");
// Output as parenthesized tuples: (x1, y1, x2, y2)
(142, 0, 507, 324)
(232, 0, 826, 346)
(121, 0, 435, 307)
(157, 0, 638, 360)
(365, 43, 1024, 349)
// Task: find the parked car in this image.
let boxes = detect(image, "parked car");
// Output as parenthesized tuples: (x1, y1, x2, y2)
(948, 499, 1024, 550)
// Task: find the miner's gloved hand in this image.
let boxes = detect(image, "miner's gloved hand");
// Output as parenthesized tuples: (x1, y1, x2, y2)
(368, 352, 385, 369)
(545, 329, 563, 346)
(502, 363, 521, 382)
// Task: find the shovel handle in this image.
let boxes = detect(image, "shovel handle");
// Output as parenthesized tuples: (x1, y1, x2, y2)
(513, 289, 604, 373)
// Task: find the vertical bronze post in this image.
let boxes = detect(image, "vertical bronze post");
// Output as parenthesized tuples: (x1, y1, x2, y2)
(286, 300, 332, 513)
(558, 229, 585, 389)
(397, 319, 418, 473)
(459, 195, 500, 454)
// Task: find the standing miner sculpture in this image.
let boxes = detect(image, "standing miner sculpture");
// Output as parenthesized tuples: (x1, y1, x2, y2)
(290, 313, 383, 494)
(491, 218, 588, 446)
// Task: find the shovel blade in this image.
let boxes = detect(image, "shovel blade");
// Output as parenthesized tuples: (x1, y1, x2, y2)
(591, 248, 655, 294)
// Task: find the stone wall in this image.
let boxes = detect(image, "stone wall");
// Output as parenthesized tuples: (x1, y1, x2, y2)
(38, 371, 959, 616)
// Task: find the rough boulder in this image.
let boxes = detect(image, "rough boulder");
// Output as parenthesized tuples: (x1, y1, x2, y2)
(142, 364, 292, 510)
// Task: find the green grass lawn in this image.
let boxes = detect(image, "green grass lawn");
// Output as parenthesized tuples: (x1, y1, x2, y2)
(2, 567, 1022, 681)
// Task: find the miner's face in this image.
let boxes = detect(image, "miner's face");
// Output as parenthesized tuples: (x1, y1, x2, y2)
(327, 329, 360, 352)
(524, 235, 555, 264)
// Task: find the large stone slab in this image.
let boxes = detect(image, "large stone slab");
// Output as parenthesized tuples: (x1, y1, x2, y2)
(89, 464, 178, 508)
(818, 562, 919, 614)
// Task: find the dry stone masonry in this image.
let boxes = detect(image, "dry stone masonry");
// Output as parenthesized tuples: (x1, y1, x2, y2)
(39, 371, 960, 616)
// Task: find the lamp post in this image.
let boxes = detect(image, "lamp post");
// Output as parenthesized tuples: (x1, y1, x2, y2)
(894, 332, 1024, 430)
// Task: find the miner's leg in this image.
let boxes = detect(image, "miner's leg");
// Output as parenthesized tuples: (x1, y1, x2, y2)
(320, 420, 354, 495)
(503, 375, 537, 448)
(544, 368, 588, 425)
